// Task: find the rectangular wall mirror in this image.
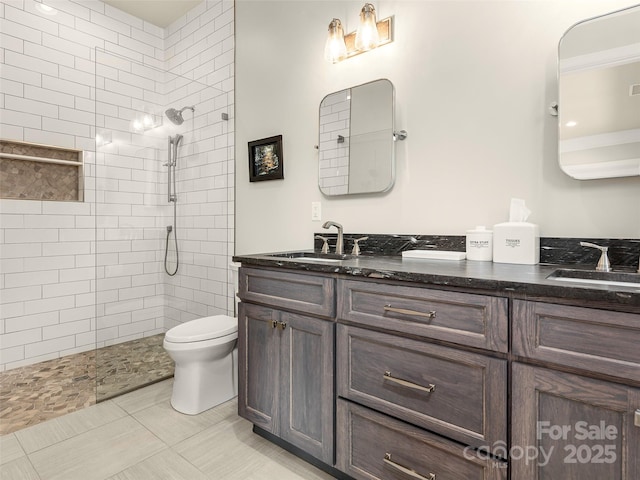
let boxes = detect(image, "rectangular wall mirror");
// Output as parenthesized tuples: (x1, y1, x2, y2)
(318, 78, 395, 195)
(558, 5, 640, 180)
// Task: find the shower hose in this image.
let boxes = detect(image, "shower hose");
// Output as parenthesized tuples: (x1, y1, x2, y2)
(164, 155, 179, 276)
(164, 200, 179, 276)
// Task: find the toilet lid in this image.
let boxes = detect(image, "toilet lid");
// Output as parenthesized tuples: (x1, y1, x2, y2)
(165, 315, 237, 343)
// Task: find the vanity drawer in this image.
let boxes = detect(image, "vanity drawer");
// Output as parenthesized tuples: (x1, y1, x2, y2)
(338, 279, 508, 351)
(238, 267, 335, 318)
(337, 324, 507, 450)
(337, 400, 507, 480)
(512, 300, 640, 382)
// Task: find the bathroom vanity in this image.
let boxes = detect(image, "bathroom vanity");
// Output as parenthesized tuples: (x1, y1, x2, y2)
(234, 252, 640, 480)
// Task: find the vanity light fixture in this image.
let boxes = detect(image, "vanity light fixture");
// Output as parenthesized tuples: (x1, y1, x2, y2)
(324, 3, 393, 64)
(324, 19, 348, 63)
(355, 3, 380, 51)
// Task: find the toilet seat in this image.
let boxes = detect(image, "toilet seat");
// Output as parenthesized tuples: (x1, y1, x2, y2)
(165, 315, 237, 343)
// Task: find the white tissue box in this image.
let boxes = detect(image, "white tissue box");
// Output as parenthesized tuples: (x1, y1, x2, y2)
(492, 222, 539, 265)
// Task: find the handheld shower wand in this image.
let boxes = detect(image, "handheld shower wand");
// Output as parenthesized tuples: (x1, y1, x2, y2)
(164, 134, 183, 276)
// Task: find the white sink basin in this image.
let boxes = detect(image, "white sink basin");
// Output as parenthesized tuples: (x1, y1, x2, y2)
(547, 269, 640, 289)
(265, 251, 351, 263)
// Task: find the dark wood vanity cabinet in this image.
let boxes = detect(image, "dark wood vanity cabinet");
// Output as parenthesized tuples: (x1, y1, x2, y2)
(512, 363, 640, 480)
(236, 264, 640, 480)
(512, 300, 640, 480)
(336, 279, 508, 479)
(237, 268, 335, 465)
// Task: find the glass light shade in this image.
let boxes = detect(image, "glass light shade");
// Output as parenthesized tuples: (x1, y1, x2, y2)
(355, 3, 380, 51)
(324, 18, 347, 63)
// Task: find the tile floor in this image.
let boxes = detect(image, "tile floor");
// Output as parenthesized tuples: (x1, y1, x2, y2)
(0, 379, 335, 480)
(0, 334, 174, 435)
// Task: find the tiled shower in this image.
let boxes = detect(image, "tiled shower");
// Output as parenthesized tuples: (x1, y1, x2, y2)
(0, 0, 234, 432)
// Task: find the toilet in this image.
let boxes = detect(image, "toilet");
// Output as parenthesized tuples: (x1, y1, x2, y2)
(163, 263, 240, 415)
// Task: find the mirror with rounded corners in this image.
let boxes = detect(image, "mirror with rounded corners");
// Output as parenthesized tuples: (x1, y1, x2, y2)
(318, 78, 395, 195)
(558, 5, 640, 180)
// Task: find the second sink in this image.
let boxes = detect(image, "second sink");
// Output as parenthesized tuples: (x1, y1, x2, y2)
(547, 268, 640, 288)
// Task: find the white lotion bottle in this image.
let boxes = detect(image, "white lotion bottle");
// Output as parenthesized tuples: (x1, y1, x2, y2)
(466, 226, 493, 261)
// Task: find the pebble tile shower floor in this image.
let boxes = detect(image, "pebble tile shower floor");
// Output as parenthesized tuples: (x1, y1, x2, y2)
(0, 334, 174, 435)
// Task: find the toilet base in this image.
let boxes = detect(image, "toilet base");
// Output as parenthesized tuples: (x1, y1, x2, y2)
(170, 347, 238, 415)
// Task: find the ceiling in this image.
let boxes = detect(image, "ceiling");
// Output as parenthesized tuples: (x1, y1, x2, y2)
(102, 0, 203, 28)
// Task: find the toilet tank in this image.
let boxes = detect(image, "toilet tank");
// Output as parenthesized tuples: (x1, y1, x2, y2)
(229, 262, 241, 316)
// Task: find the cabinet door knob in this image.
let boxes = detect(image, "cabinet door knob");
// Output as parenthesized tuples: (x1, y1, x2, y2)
(270, 320, 278, 329)
(384, 304, 436, 319)
(277, 321, 287, 330)
(383, 452, 436, 480)
(383, 371, 436, 393)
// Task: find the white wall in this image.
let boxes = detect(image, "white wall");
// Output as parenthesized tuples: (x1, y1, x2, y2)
(235, 0, 640, 256)
(0, 0, 234, 371)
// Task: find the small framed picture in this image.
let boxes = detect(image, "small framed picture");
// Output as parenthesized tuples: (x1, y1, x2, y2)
(248, 135, 284, 182)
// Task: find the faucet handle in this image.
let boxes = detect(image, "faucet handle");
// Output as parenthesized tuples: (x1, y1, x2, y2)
(315, 235, 330, 254)
(580, 242, 611, 272)
(351, 236, 369, 256)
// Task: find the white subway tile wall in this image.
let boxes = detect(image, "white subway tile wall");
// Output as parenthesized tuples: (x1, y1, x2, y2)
(0, 0, 235, 371)
(318, 89, 350, 195)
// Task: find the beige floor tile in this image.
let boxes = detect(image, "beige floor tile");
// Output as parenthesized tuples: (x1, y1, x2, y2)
(174, 414, 287, 479)
(249, 449, 336, 480)
(0, 457, 41, 480)
(210, 397, 239, 421)
(131, 398, 226, 446)
(111, 379, 173, 415)
(15, 400, 128, 454)
(28, 416, 165, 480)
(0, 434, 26, 465)
(105, 449, 208, 480)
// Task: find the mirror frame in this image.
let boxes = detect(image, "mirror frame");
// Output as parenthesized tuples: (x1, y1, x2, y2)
(557, 4, 640, 180)
(318, 78, 396, 196)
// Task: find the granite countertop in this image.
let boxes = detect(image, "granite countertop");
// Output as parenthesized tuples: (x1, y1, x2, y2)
(232, 251, 640, 312)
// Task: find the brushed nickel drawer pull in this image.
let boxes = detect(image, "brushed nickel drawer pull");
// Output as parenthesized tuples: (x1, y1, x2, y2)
(384, 453, 436, 480)
(635, 409, 640, 427)
(383, 371, 436, 393)
(384, 304, 436, 319)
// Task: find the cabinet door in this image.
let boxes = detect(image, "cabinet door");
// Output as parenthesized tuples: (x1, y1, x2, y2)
(512, 363, 640, 480)
(238, 303, 280, 433)
(279, 311, 335, 465)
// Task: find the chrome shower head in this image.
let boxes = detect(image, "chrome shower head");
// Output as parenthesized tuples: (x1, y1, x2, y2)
(164, 106, 195, 125)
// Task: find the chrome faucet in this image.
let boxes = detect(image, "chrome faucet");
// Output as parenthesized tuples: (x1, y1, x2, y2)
(580, 242, 611, 272)
(322, 221, 344, 255)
